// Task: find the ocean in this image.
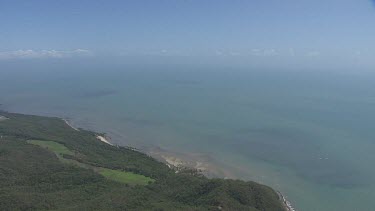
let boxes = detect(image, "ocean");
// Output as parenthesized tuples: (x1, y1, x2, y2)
(1, 64, 375, 210)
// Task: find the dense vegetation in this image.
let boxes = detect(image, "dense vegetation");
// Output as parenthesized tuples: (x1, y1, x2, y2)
(27, 139, 154, 185)
(0, 111, 285, 210)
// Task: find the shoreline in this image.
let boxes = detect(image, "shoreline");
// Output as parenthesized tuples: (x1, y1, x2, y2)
(96, 135, 114, 146)
(63, 119, 79, 131)
(147, 146, 238, 179)
(150, 148, 296, 211)
(62, 118, 114, 146)
(1, 110, 289, 210)
(61, 115, 295, 210)
(277, 191, 296, 211)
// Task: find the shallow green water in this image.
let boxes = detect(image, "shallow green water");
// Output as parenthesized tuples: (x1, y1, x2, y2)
(1, 67, 375, 210)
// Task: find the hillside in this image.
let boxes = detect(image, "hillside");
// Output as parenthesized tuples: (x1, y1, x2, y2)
(0, 111, 285, 210)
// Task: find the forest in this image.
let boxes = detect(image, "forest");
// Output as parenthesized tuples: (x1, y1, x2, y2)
(0, 111, 285, 210)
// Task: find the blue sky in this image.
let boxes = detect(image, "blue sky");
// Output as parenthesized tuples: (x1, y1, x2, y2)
(1, 0, 375, 70)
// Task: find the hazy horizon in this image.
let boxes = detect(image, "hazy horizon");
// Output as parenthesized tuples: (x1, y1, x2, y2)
(1, 0, 375, 70)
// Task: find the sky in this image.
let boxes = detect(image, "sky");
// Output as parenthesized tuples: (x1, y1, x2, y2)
(1, 0, 375, 70)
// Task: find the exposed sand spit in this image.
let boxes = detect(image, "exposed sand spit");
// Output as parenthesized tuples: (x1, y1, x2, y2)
(96, 135, 114, 146)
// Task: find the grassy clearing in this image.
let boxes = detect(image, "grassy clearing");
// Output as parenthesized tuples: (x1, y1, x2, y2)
(27, 140, 74, 156)
(98, 168, 155, 185)
(28, 140, 154, 185)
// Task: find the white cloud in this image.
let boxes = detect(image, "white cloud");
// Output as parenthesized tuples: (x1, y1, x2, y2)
(250, 48, 278, 56)
(0, 49, 93, 60)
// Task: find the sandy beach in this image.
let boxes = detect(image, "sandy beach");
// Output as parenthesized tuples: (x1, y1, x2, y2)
(62, 118, 114, 146)
(96, 135, 114, 146)
(63, 119, 79, 131)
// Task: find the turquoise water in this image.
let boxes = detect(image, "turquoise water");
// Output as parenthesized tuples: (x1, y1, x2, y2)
(1, 66, 375, 210)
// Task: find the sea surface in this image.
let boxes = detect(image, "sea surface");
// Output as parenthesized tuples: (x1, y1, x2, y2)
(1, 65, 375, 210)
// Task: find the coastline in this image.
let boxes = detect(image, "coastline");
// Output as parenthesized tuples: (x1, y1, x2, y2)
(1, 110, 288, 210)
(63, 118, 79, 131)
(62, 118, 114, 146)
(63, 115, 295, 210)
(96, 135, 114, 146)
(61, 117, 236, 177)
(278, 191, 296, 211)
(151, 148, 297, 211)
(147, 146, 239, 179)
